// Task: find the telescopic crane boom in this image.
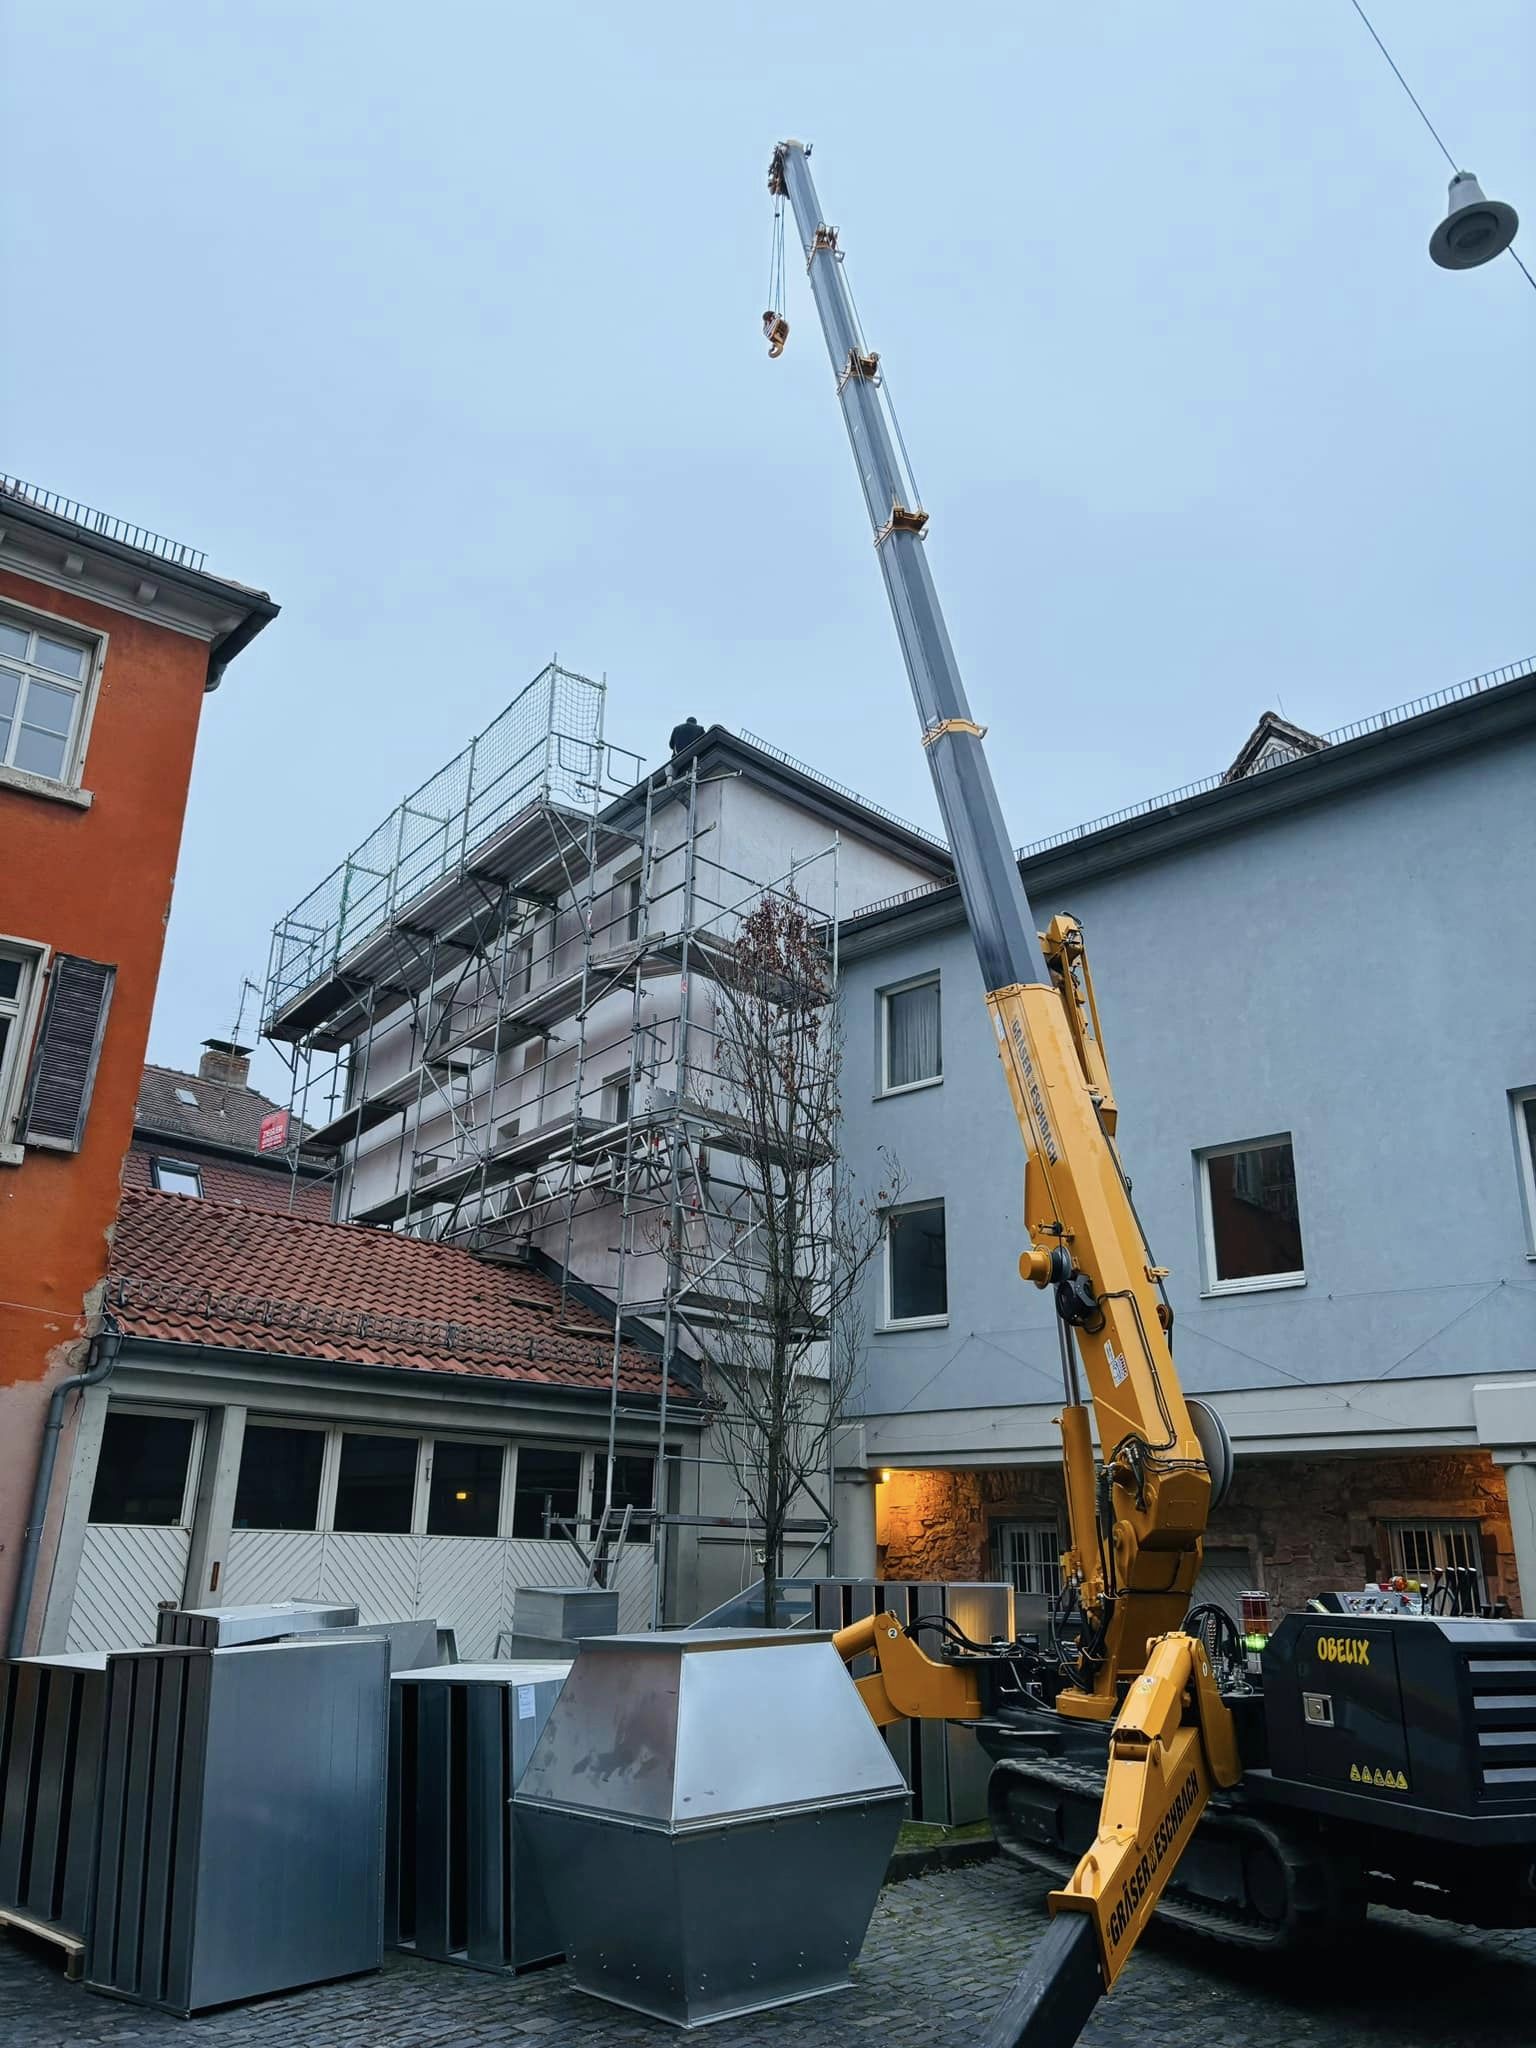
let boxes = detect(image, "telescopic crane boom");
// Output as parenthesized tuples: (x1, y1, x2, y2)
(767, 137, 1239, 2043)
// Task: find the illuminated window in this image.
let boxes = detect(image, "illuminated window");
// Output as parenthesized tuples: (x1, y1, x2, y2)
(426, 1439, 503, 1538)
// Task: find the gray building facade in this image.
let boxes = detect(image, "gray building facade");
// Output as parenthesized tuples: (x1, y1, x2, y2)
(834, 666, 1536, 1618)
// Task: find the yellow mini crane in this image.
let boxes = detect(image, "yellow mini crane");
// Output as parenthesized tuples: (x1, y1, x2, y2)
(766, 139, 1536, 2047)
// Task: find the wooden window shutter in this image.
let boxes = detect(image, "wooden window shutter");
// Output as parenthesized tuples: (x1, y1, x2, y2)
(22, 955, 115, 1152)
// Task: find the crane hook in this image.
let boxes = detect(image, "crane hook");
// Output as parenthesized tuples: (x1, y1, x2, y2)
(762, 310, 789, 359)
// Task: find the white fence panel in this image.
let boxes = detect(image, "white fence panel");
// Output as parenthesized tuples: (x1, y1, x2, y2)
(66, 1526, 190, 1652)
(222, 1530, 326, 1606)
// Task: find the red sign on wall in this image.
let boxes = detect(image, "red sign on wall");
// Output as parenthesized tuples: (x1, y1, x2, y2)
(257, 1109, 290, 1154)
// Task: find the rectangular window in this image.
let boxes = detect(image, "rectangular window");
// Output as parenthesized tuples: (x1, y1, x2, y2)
(615, 868, 642, 944)
(332, 1432, 420, 1534)
(1513, 1089, 1536, 1253)
(1388, 1518, 1486, 1608)
(994, 1519, 1062, 1599)
(0, 612, 97, 786)
(426, 1439, 503, 1538)
(885, 1200, 948, 1325)
(603, 1071, 631, 1125)
(881, 975, 941, 1092)
(151, 1157, 204, 1197)
(1198, 1135, 1305, 1292)
(511, 1446, 582, 1539)
(89, 1411, 196, 1526)
(592, 1453, 655, 1539)
(0, 939, 44, 1146)
(233, 1423, 325, 1531)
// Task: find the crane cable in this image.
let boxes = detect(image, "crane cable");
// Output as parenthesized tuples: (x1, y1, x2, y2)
(763, 198, 789, 355)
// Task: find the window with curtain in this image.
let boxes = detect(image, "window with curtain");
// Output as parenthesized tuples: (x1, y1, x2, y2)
(882, 976, 941, 1091)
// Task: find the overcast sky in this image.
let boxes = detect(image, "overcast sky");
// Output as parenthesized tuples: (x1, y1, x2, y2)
(3, 2, 1531, 1098)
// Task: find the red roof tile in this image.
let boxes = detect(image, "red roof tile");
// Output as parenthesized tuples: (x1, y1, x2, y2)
(123, 1145, 333, 1220)
(109, 1189, 691, 1400)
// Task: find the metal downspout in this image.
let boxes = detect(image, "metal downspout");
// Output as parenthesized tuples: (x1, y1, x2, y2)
(7, 1317, 122, 1659)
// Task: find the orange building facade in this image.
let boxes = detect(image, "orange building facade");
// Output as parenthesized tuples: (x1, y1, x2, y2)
(0, 481, 275, 1652)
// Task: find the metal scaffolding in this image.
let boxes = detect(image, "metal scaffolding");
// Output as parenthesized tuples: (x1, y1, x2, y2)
(260, 663, 842, 1622)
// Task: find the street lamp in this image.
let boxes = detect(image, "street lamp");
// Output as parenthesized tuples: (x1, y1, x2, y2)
(1429, 170, 1520, 270)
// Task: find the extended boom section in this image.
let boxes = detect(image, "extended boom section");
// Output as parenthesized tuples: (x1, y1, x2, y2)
(773, 136, 1232, 2039)
(771, 138, 1213, 1717)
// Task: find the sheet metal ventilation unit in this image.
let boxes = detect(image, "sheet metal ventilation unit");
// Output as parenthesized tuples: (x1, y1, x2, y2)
(154, 1600, 359, 1647)
(86, 1635, 389, 2014)
(516, 1630, 908, 2026)
(388, 1661, 570, 1972)
(0, 1652, 110, 1954)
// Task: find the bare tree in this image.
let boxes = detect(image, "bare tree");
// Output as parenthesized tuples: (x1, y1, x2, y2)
(670, 889, 901, 1626)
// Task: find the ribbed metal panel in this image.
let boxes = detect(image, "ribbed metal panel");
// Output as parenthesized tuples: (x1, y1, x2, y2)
(85, 1637, 388, 2014)
(0, 1654, 108, 1939)
(1466, 1646, 1536, 1795)
(388, 1662, 569, 1973)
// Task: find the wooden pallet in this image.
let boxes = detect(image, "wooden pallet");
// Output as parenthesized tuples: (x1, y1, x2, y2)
(0, 1904, 85, 1980)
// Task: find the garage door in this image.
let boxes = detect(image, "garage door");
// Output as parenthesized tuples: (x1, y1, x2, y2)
(1192, 1546, 1253, 1623)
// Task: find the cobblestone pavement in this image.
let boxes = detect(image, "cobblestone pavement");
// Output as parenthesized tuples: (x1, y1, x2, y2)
(2, 1865, 1533, 2048)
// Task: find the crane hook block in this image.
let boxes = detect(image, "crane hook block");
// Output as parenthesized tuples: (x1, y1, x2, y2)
(763, 311, 790, 359)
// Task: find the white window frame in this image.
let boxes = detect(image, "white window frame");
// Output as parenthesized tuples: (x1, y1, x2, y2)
(0, 935, 49, 1164)
(1387, 1517, 1487, 1604)
(88, 1402, 206, 1530)
(0, 600, 106, 795)
(508, 1441, 589, 1541)
(1511, 1088, 1536, 1259)
(233, 1417, 330, 1532)
(326, 1425, 427, 1537)
(150, 1156, 204, 1197)
(421, 1434, 507, 1540)
(993, 1517, 1063, 1599)
(881, 1198, 949, 1330)
(878, 972, 943, 1097)
(602, 1068, 632, 1126)
(614, 864, 643, 945)
(1196, 1133, 1307, 1298)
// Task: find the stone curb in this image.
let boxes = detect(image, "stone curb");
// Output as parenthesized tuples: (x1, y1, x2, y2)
(885, 1836, 1001, 1884)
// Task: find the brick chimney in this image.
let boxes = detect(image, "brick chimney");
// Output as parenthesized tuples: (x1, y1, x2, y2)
(198, 1038, 252, 1089)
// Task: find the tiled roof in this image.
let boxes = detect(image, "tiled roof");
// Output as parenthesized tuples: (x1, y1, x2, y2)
(122, 1146, 333, 1221)
(108, 1190, 691, 1401)
(135, 1063, 305, 1156)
